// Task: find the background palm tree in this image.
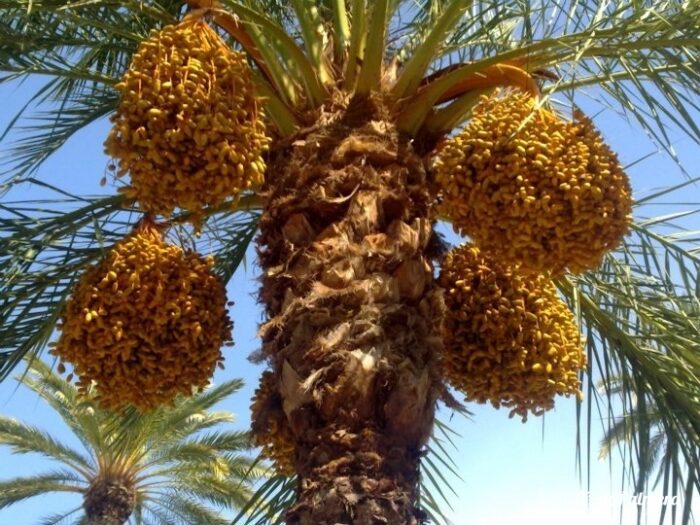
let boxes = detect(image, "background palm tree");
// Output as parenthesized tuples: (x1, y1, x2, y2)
(0, 359, 264, 524)
(598, 376, 700, 525)
(0, 1, 699, 523)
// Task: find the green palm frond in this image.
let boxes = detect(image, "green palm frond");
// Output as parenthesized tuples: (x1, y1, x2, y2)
(0, 0, 183, 183)
(230, 474, 296, 525)
(145, 379, 247, 449)
(146, 441, 230, 469)
(418, 417, 465, 525)
(18, 358, 106, 458)
(0, 191, 131, 381)
(149, 412, 238, 454)
(3, 1, 698, 174)
(399, 1, 700, 143)
(205, 210, 260, 283)
(103, 381, 251, 471)
(0, 417, 95, 476)
(138, 447, 262, 507)
(218, 455, 269, 487)
(392, 1, 474, 98)
(0, 471, 86, 509)
(171, 473, 254, 510)
(216, 0, 327, 107)
(559, 204, 700, 518)
(36, 506, 83, 525)
(0, 85, 116, 188)
(188, 430, 252, 452)
(156, 494, 231, 525)
(137, 502, 172, 525)
(599, 401, 671, 477)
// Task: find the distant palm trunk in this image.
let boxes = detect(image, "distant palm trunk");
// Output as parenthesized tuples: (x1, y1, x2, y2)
(257, 96, 445, 524)
(83, 475, 135, 525)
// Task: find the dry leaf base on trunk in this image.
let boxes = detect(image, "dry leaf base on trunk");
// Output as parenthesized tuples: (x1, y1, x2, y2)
(257, 96, 445, 525)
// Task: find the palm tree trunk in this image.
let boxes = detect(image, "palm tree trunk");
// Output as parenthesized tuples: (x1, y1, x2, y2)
(83, 476, 135, 525)
(257, 96, 445, 525)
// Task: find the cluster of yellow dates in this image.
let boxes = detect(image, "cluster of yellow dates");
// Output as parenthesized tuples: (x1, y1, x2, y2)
(434, 89, 631, 419)
(104, 18, 269, 222)
(434, 89, 632, 275)
(250, 371, 296, 475)
(54, 18, 269, 411)
(52, 223, 232, 411)
(438, 245, 585, 421)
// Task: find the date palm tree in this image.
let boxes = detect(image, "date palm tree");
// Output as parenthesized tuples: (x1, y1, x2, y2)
(0, 359, 263, 524)
(1, 1, 699, 523)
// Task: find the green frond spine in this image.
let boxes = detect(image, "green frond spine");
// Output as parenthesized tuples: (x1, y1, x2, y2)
(253, 75, 300, 137)
(289, 0, 332, 84)
(355, 0, 389, 95)
(422, 88, 488, 135)
(398, 62, 538, 135)
(218, 1, 326, 107)
(391, 0, 473, 99)
(330, 0, 350, 61)
(344, 0, 366, 89)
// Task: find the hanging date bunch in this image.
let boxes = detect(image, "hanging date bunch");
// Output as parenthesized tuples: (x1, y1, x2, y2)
(250, 371, 296, 475)
(51, 221, 233, 411)
(434, 89, 632, 275)
(104, 18, 269, 222)
(438, 243, 585, 421)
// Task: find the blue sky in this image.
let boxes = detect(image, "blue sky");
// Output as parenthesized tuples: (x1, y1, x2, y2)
(0, 74, 698, 525)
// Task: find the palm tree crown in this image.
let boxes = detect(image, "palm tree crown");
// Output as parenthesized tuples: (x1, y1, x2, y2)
(0, 359, 264, 524)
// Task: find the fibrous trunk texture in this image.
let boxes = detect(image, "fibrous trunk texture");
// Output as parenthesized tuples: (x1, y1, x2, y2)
(83, 476, 135, 525)
(257, 95, 444, 525)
